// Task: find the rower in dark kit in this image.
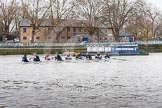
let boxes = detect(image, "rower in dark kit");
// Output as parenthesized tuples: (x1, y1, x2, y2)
(85, 53, 92, 60)
(33, 53, 41, 62)
(105, 53, 110, 59)
(22, 54, 29, 62)
(76, 52, 83, 60)
(54, 52, 63, 61)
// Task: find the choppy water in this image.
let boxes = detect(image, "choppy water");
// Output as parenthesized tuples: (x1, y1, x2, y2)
(0, 53, 162, 108)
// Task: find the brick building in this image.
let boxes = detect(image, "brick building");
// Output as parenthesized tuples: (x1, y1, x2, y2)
(19, 19, 114, 43)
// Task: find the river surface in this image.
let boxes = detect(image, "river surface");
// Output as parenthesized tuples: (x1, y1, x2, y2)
(0, 53, 162, 108)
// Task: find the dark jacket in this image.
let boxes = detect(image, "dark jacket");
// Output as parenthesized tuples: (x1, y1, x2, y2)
(22, 54, 29, 62)
(33, 55, 40, 62)
(55, 54, 63, 61)
(105, 54, 110, 59)
(86, 54, 92, 60)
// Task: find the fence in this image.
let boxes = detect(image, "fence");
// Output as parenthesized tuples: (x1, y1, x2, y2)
(1, 41, 162, 47)
(0, 42, 84, 47)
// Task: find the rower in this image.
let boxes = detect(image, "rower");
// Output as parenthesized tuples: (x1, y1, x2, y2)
(95, 52, 102, 59)
(105, 53, 110, 59)
(86, 53, 92, 60)
(33, 53, 41, 62)
(55, 52, 63, 61)
(22, 54, 29, 62)
(65, 53, 72, 60)
(44, 53, 50, 60)
(76, 52, 83, 60)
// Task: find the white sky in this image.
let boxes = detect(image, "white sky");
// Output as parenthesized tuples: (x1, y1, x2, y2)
(147, 0, 162, 10)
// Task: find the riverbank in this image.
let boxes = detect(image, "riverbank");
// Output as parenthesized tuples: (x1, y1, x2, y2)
(0, 46, 86, 55)
(0, 44, 162, 55)
(139, 44, 162, 53)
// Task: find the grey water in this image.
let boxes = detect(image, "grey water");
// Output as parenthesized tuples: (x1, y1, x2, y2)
(0, 53, 162, 108)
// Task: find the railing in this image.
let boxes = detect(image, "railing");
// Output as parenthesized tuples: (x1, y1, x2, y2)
(1, 41, 162, 47)
(136, 41, 162, 45)
(0, 42, 84, 47)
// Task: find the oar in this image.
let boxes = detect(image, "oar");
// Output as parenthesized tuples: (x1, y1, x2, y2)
(111, 58, 128, 61)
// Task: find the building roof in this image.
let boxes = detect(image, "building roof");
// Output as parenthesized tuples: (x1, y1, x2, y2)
(40, 20, 51, 26)
(19, 19, 52, 27)
(59, 19, 108, 28)
(119, 29, 132, 37)
(19, 19, 109, 29)
(19, 19, 32, 27)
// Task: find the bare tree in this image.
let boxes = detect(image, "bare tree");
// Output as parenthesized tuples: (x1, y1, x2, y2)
(102, 0, 144, 42)
(48, 0, 76, 42)
(125, 9, 146, 41)
(74, 0, 104, 42)
(21, 0, 51, 43)
(125, 2, 162, 41)
(145, 6, 162, 40)
(0, 0, 20, 42)
(126, 15, 153, 41)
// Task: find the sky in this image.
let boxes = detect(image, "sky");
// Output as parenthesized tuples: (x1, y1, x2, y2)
(147, 0, 162, 10)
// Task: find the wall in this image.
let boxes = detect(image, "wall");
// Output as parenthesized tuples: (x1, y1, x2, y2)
(19, 26, 114, 43)
(0, 47, 86, 55)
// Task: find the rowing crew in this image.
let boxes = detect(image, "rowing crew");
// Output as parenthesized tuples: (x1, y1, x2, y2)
(75, 52, 92, 60)
(76, 52, 110, 60)
(22, 53, 40, 62)
(22, 52, 64, 62)
(44, 52, 63, 61)
(22, 52, 111, 62)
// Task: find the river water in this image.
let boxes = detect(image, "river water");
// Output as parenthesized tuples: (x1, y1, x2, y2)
(0, 53, 162, 108)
